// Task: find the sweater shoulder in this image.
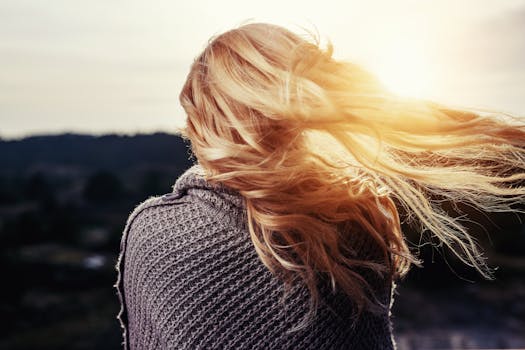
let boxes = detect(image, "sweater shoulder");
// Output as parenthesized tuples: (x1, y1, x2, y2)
(115, 191, 235, 349)
(122, 192, 187, 232)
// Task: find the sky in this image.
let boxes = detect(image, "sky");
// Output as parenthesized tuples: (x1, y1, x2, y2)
(1, 0, 524, 140)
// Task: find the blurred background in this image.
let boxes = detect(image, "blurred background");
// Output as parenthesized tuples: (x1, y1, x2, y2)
(0, 1, 524, 349)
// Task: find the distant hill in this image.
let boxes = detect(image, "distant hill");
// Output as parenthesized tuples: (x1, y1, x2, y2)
(0, 132, 195, 175)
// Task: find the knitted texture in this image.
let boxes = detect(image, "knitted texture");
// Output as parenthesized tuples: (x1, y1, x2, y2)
(114, 163, 397, 349)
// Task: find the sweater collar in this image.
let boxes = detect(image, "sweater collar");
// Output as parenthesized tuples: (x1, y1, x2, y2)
(171, 163, 247, 212)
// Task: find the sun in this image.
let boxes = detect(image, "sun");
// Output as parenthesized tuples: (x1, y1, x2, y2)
(373, 39, 436, 99)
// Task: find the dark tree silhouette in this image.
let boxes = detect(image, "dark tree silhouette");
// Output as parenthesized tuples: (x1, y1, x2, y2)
(0, 175, 17, 204)
(22, 172, 57, 211)
(83, 171, 124, 203)
(139, 170, 166, 196)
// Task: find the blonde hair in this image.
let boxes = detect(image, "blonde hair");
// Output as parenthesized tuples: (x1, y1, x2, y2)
(178, 22, 525, 331)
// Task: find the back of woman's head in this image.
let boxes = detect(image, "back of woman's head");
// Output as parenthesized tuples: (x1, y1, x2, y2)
(178, 22, 525, 332)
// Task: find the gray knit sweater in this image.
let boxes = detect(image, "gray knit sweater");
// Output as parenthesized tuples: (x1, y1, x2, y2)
(114, 163, 397, 349)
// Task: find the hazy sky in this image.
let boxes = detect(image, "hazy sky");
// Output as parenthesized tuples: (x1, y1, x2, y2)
(1, 0, 524, 140)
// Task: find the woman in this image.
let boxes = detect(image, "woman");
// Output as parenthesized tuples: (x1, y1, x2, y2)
(114, 22, 525, 349)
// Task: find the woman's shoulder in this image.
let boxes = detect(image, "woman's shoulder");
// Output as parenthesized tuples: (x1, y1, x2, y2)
(116, 192, 279, 348)
(121, 191, 238, 253)
(122, 192, 190, 233)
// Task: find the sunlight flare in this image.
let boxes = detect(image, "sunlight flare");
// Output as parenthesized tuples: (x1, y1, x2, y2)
(374, 38, 436, 99)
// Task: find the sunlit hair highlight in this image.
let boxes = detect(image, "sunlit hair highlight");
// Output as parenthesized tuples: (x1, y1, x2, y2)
(178, 22, 525, 331)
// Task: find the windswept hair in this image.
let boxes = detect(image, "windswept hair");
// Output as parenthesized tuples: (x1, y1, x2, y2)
(177, 22, 525, 331)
